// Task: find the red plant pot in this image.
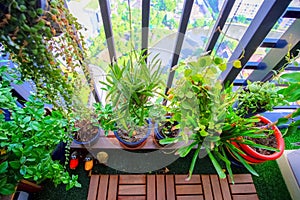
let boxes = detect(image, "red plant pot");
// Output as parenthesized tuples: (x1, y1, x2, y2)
(239, 115, 285, 162)
(231, 141, 266, 164)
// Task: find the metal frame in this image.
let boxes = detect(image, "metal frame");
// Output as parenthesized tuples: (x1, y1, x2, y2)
(282, 7, 300, 18)
(99, 0, 117, 63)
(165, 0, 194, 94)
(260, 38, 288, 48)
(142, 0, 150, 59)
(219, 0, 292, 86)
(247, 19, 300, 82)
(204, 0, 235, 53)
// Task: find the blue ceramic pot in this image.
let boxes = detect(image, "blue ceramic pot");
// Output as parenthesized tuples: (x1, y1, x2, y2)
(114, 121, 151, 148)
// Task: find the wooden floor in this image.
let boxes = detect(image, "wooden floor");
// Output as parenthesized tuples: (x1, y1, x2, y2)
(87, 174, 258, 200)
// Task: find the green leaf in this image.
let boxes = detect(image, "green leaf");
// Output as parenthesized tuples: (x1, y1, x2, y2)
(280, 72, 300, 82)
(218, 63, 227, 71)
(159, 137, 178, 145)
(207, 148, 226, 179)
(283, 125, 298, 137)
(20, 166, 26, 175)
(0, 161, 8, 174)
(277, 117, 289, 126)
(52, 164, 60, 169)
(0, 184, 15, 195)
(0, 134, 8, 140)
(0, 177, 7, 188)
(176, 141, 198, 157)
(184, 69, 192, 77)
(214, 57, 223, 65)
(9, 161, 21, 169)
(30, 121, 41, 131)
(233, 60, 242, 68)
(187, 145, 201, 181)
(230, 148, 259, 176)
(292, 108, 300, 118)
(23, 116, 31, 123)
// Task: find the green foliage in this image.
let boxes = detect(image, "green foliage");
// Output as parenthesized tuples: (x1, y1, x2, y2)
(100, 50, 165, 131)
(94, 103, 116, 135)
(161, 54, 290, 181)
(0, 0, 91, 108)
(235, 81, 288, 117)
(0, 68, 80, 195)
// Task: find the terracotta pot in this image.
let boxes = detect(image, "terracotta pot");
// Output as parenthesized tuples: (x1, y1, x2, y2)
(232, 115, 284, 163)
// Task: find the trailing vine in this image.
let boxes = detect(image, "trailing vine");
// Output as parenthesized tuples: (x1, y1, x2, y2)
(0, 0, 93, 109)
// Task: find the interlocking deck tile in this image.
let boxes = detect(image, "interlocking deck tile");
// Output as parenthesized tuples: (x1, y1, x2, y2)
(88, 174, 258, 200)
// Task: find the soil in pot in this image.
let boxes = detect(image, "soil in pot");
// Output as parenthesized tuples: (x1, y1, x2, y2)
(245, 121, 277, 155)
(74, 120, 99, 143)
(116, 124, 149, 143)
(158, 121, 180, 138)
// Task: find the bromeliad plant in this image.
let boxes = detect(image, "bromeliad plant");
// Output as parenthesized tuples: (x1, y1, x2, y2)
(0, 66, 80, 195)
(0, 0, 91, 108)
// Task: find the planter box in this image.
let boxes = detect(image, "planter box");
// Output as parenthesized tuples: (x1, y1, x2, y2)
(277, 150, 300, 200)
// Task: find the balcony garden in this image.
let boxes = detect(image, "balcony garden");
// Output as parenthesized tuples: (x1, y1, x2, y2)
(1, 0, 300, 200)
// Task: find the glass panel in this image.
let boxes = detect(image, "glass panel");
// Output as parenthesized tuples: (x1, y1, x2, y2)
(214, 0, 264, 59)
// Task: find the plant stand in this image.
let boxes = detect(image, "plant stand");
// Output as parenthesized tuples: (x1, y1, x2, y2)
(71, 129, 183, 150)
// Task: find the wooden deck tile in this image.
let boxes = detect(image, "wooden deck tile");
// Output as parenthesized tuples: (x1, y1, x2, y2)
(165, 175, 175, 200)
(97, 175, 109, 200)
(156, 175, 166, 200)
(87, 175, 99, 200)
(107, 175, 118, 200)
(177, 195, 204, 200)
(118, 196, 146, 200)
(219, 176, 232, 200)
(176, 185, 203, 195)
(230, 174, 253, 183)
(175, 174, 201, 184)
(118, 185, 146, 195)
(88, 174, 257, 200)
(119, 175, 146, 184)
(201, 175, 213, 200)
(147, 175, 156, 200)
(230, 184, 257, 194)
(210, 175, 223, 200)
(232, 194, 259, 200)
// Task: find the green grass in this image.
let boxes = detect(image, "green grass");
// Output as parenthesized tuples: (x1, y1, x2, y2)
(283, 129, 300, 150)
(252, 128, 300, 200)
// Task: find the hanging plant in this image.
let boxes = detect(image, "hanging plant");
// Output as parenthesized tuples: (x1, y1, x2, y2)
(0, 0, 92, 108)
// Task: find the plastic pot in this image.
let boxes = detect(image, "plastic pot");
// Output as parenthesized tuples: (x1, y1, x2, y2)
(232, 115, 284, 163)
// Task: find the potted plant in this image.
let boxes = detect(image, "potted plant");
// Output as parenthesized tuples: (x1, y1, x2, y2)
(149, 101, 180, 147)
(100, 50, 165, 149)
(0, 0, 92, 108)
(70, 93, 101, 147)
(160, 55, 289, 182)
(234, 81, 287, 117)
(0, 66, 80, 195)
